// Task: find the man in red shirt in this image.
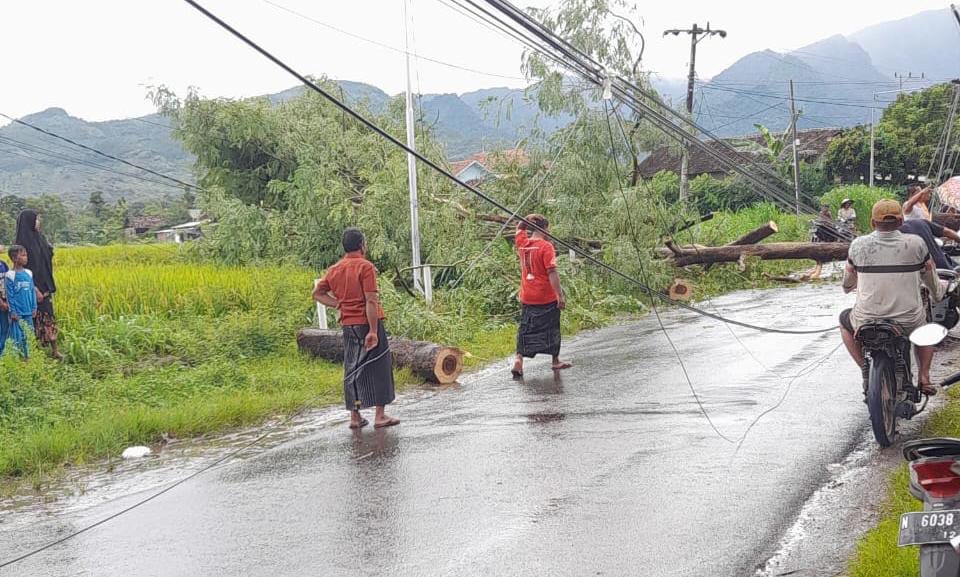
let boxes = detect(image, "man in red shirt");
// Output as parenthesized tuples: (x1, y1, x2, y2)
(511, 214, 572, 378)
(313, 228, 399, 429)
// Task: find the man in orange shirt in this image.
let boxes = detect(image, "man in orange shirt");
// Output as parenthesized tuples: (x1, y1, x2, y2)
(314, 228, 399, 429)
(511, 214, 572, 378)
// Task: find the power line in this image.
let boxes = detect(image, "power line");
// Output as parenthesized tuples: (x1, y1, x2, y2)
(463, 0, 812, 213)
(0, 113, 202, 192)
(0, 136, 186, 191)
(260, 0, 525, 82)
(179, 0, 835, 336)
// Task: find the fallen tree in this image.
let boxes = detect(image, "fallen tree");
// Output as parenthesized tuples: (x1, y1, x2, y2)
(297, 329, 464, 384)
(666, 241, 849, 267)
(703, 221, 779, 271)
(934, 212, 960, 231)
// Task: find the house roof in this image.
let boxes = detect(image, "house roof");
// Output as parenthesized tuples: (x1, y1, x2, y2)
(636, 127, 843, 179)
(449, 148, 530, 179)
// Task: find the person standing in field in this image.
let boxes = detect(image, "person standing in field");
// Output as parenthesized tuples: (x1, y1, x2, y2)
(5, 245, 37, 360)
(511, 214, 572, 378)
(15, 210, 62, 360)
(313, 228, 399, 430)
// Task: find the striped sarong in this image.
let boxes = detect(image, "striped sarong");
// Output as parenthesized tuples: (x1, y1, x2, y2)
(516, 301, 562, 358)
(342, 322, 395, 410)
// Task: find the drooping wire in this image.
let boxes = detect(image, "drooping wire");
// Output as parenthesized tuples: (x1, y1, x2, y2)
(0, 113, 202, 192)
(180, 0, 836, 336)
(601, 99, 735, 443)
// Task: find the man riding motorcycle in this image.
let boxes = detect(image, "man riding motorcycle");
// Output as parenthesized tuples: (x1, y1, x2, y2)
(840, 199, 945, 397)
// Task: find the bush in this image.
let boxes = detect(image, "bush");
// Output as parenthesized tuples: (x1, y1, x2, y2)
(820, 184, 901, 232)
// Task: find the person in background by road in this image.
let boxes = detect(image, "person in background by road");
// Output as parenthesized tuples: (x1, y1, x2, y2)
(14, 209, 62, 360)
(838, 199, 857, 233)
(840, 199, 944, 397)
(313, 228, 399, 430)
(5, 245, 37, 360)
(0, 247, 8, 357)
(903, 184, 933, 221)
(899, 218, 960, 270)
(511, 214, 572, 378)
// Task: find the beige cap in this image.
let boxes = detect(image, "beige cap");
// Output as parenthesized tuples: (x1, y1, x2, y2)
(871, 199, 903, 222)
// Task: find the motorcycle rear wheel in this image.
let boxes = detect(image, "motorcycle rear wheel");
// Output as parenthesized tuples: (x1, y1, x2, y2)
(867, 352, 898, 448)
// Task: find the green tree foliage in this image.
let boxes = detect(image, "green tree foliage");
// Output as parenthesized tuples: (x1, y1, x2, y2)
(825, 83, 960, 185)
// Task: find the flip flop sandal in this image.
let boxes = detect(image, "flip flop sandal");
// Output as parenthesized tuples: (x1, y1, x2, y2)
(349, 418, 369, 429)
(374, 418, 400, 429)
(511, 368, 523, 379)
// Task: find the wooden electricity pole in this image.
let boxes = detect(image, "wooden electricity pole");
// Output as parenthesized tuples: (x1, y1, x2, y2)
(664, 23, 726, 202)
(789, 80, 801, 219)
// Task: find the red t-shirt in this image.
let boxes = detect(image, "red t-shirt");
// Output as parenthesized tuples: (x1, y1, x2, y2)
(316, 254, 385, 326)
(516, 229, 558, 305)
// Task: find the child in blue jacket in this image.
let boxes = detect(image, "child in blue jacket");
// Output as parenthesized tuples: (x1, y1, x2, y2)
(5, 245, 37, 359)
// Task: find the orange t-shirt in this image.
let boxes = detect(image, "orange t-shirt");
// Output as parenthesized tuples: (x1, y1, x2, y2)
(516, 229, 558, 305)
(316, 254, 385, 326)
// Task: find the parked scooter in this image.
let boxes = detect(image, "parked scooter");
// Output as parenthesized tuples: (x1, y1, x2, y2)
(899, 418, 960, 575)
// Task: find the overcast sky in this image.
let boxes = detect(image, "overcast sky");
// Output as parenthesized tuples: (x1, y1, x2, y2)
(0, 0, 951, 123)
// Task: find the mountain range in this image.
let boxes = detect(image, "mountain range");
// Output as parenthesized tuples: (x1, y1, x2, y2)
(2, 8, 959, 205)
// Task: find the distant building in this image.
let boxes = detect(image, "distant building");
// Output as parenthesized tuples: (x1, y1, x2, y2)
(449, 148, 530, 185)
(636, 127, 843, 180)
(153, 220, 208, 244)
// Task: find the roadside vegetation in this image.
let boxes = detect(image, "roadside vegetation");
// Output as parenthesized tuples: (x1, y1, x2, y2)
(848, 387, 960, 576)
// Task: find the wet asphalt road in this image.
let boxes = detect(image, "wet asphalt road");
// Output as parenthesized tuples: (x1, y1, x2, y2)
(0, 284, 868, 577)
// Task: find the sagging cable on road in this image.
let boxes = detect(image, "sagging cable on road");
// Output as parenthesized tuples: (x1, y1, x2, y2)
(181, 0, 837, 336)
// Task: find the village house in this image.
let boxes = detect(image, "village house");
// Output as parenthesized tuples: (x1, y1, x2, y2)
(636, 127, 843, 180)
(449, 148, 530, 185)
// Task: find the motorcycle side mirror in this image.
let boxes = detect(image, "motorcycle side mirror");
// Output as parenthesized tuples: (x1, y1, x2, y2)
(910, 323, 949, 347)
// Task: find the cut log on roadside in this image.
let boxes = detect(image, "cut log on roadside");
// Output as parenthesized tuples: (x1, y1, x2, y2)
(668, 242, 849, 267)
(668, 279, 693, 301)
(296, 329, 464, 384)
(704, 221, 780, 271)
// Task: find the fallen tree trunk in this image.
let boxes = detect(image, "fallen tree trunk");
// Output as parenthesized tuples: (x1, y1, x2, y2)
(296, 329, 464, 384)
(703, 221, 779, 271)
(669, 242, 849, 267)
(934, 212, 960, 231)
(729, 221, 779, 246)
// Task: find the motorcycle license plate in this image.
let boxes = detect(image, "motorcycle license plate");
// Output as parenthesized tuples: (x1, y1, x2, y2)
(898, 510, 960, 546)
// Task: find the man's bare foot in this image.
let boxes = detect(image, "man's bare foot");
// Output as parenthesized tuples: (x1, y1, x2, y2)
(551, 360, 572, 370)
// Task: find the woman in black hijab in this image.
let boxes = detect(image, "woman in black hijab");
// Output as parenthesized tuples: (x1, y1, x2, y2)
(15, 209, 62, 359)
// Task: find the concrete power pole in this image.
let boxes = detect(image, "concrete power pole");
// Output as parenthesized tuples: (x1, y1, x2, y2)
(402, 0, 427, 302)
(664, 23, 726, 202)
(789, 80, 801, 219)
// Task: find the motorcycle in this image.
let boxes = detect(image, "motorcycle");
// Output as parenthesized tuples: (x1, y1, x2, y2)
(898, 423, 960, 575)
(926, 263, 960, 331)
(857, 319, 956, 448)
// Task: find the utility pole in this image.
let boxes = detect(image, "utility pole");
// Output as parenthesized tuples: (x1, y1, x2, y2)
(895, 71, 925, 90)
(789, 80, 801, 219)
(870, 75, 925, 188)
(664, 23, 726, 202)
(402, 0, 427, 302)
